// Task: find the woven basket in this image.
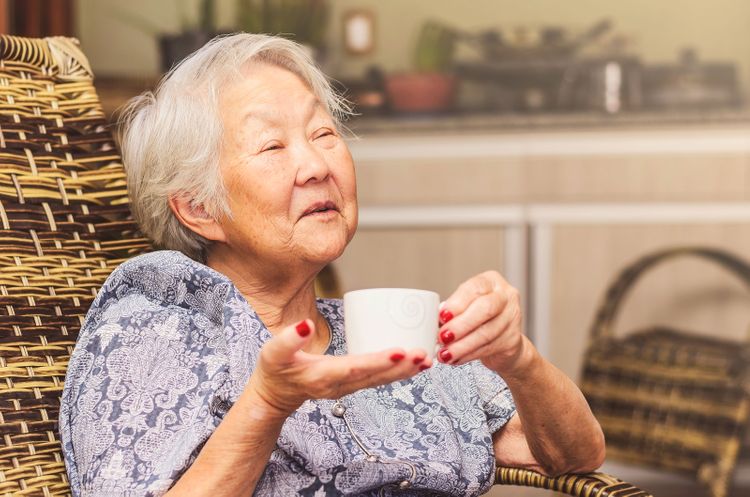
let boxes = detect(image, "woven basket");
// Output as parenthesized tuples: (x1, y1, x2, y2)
(581, 247, 750, 497)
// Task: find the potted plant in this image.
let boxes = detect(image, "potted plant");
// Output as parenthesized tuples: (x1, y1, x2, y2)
(158, 0, 219, 72)
(385, 20, 458, 113)
(235, 0, 329, 62)
(114, 0, 220, 73)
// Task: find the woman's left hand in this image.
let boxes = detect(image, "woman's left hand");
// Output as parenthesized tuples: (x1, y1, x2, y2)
(436, 271, 529, 375)
(438, 272, 607, 475)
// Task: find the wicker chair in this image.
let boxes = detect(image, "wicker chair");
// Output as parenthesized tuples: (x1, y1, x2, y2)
(0, 34, 653, 497)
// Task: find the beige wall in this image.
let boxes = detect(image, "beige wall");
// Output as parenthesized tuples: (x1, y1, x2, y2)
(326, 0, 750, 81)
(77, 0, 750, 94)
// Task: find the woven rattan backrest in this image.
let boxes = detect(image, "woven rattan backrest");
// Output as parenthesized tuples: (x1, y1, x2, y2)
(582, 246, 750, 497)
(0, 35, 149, 496)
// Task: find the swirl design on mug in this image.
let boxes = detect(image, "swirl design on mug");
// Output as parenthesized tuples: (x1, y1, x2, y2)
(387, 293, 426, 329)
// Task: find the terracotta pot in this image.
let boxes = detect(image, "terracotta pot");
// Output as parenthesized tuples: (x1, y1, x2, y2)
(384, 72, 457, 113)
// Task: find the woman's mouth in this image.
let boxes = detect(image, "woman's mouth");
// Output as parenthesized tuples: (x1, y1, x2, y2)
(301, 201, 339, 218)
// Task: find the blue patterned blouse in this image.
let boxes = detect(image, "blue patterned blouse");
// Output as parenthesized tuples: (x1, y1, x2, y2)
(59, 251, 516, 496)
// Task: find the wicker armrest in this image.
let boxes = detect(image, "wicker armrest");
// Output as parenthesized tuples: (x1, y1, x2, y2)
(495, 467, 653, 497)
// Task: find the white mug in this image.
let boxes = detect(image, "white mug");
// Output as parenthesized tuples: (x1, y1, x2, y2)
(343, 288, 440, 356)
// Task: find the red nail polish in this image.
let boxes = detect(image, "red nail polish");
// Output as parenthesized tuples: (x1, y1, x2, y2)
(390, 352, 405, 362)
(439, 349, 452, 362)
(440, 329, 455, 345)
(439, 309, 454, 325)
(295, 320, 310, 337)
(413, 356, 425, 365)
(419, 364, 430, 371)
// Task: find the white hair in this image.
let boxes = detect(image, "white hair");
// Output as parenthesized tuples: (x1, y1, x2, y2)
(118, 33, 353, 261)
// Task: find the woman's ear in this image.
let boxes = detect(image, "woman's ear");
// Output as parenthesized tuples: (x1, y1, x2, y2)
(168, 195, 227, 243)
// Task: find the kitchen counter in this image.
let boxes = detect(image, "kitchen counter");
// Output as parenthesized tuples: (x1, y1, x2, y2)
(346, 108, 750, 135)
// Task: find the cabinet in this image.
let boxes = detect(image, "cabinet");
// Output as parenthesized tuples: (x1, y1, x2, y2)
(338, 227, 507, 300)
(340, 124, 750, 382)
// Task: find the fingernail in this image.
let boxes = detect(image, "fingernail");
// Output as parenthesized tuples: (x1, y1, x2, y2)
(439, 348, 452, 363)
(439, 309, 454, 325)
(295, 320, 310, 337)
(419, 364, 430, 371)
(439, 329, 455, 345)
(390, 352, 405, 362)
(413, 356, 425, 365)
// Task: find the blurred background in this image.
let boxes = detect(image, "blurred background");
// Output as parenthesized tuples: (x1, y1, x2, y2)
(2, 1, 749, 496)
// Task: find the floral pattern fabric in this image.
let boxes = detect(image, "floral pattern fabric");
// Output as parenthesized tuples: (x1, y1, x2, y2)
(60, 250, 516, 496)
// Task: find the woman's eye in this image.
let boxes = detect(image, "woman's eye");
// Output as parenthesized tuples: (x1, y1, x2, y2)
(315, 129, 336, 141)
(261, 142, 283, 153)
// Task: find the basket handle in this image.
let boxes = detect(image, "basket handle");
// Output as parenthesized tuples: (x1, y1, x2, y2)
(589, 246, 750, 342)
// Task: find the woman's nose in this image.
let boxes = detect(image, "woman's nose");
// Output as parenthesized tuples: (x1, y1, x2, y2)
(296, 142, 331, 184)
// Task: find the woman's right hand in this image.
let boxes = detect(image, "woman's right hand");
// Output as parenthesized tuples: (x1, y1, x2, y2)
(247, 319, 431, 416)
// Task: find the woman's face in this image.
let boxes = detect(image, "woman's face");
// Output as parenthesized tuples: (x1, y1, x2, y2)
(215, 63, 358, 272)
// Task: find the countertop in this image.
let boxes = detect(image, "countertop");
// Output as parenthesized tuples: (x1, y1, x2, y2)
(346, 108, 750, 135)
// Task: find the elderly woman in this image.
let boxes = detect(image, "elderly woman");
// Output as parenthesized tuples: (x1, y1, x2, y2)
(59, 33, 604, 496)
